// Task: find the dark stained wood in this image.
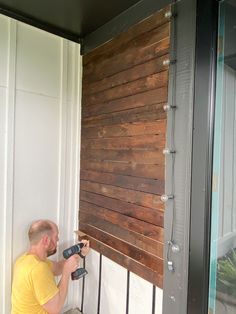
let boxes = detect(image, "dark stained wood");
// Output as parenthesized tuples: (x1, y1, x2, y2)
(82, 88, 167, 119)
(83, 5, 170, 66)
(79, 223, 163, 273)
(82, 134, 165, 150)
(81, 149, 164, 166)
(80, 5, 169, 285)
(80, 201, 164, 240)
(77, 231, 163, 288)
(82, 102, 167, 128)
(83, 23, 170, 82)
(80, 180, 163, 210)
(82, 120, 166, 139)
(79, 211, 163, 258)
(80, 170, 164, 195)
(80, 191, 164, 227)
(83, 54, 169, 96)
(83, 71, 168, 107)
(81, 160, 165, 180)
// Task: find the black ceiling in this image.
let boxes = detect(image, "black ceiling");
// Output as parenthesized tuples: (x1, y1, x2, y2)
(0, 0, 141, 40)
(0, 0, 170, 54)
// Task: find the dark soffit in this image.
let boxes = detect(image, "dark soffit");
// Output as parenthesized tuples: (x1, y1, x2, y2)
(0, 0, 142, 42)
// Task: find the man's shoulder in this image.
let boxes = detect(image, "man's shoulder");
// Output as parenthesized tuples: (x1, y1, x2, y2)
(15, 254, 46, 271)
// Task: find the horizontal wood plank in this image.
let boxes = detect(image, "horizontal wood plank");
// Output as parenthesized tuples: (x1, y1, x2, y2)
(81, 134, 165, 150)
(83, 71, 168, 107)
(80, 201, 164, 240)
(83, 54, 169, 96)
(80, 180, 163, 210)
(79, 222, 163, 273)
(82, 120, 166, 139)
(82, 103, 166, 128)
(80, 191, 164, 227)
(82, 88, 167, 118)
(77, 231, 163, 288)
(83, 5, 170, 66)
(81, 149, 165, 166)
(80, 170, 164, 195)
(80, 160, 165, 180)
(79, 211, 163, 258)
(83, 23, 170, 82)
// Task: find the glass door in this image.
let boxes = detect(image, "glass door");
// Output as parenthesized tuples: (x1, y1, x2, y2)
(209, 1, 236, 313)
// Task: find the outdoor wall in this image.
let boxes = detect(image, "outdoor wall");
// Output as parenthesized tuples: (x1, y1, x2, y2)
(0, 14, 82, 313)
(217, 65, 236, 257)
(79, 5, 170, 314)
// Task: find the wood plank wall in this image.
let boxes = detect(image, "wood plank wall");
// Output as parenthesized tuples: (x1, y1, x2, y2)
(79, 5, 170, 288)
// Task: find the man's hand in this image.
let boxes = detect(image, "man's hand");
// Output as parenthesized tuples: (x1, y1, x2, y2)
(80, 239, 90, 257)
(62, 254, 80, 276)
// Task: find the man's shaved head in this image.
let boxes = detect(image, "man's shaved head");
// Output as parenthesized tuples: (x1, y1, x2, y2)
(28, 220, 54, 245)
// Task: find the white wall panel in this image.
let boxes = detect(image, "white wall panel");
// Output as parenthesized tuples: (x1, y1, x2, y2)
(13, 91, 60, 259)
(129, 272, 152, 314)
(100, 256, 127, 314)
(0, 86, 7, 307)
(0, 15, 9, 87)
(0, 87, 7, 212)
(0, 16, 82, 313)
(155, 287, 163, 314)
(82, 249, 100, 314)
(16, 23, 61, 97)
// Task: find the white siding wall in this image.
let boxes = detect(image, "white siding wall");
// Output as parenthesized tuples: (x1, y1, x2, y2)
(80, 251, 163, 314)
(0, 14, 82, 313)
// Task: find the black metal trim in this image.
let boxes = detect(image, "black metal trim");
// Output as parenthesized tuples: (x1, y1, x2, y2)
(80, 258, 86, 313)
(126, 270, 130, 314)
(82, 0, 172, 55)
(187, 0, 218, 313)
(152, 285, 156, 314)
(0, 5, 81, 43)
(97, 254, 102, 314)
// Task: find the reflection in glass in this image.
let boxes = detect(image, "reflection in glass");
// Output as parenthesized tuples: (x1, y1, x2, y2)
(209, 1, 236, 314)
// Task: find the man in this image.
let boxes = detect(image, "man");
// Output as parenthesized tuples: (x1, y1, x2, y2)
(11, 220, 90, 314)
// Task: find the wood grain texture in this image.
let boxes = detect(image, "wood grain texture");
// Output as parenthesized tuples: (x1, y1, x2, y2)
(77, 231, 163, 288)
(80, 201, 164, 240)
(79, 210, 163, 258)
(79, 5, 170, 286)
(80, 170, 164, 194)
(80, 191, 164, 227)
(83, 5, 171, 66)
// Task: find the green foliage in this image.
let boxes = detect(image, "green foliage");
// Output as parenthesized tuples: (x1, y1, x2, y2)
(217, 248, 236, 297)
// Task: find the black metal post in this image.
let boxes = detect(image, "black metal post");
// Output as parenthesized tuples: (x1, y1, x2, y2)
(187, 0, 218, 313)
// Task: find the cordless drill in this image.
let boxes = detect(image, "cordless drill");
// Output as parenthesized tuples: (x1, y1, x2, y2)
(63, 243, 88, 280)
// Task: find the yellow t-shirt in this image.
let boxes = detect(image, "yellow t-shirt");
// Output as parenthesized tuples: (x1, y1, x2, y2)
(11, 254, 59, 314)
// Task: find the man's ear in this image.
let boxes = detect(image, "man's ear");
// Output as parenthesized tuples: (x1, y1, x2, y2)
(42, 234, 50, 246)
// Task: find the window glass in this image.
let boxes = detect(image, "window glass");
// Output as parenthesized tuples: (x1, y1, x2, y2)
(209, 1, 236, 313)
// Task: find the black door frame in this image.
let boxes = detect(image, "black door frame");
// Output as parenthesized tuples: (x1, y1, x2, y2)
(188, 0, 219, 313)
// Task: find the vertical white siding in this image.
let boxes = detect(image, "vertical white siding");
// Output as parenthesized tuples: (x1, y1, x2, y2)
(0, 14, 82, 313)
(81, 250, 163, 314)
(100, 256, 127, 314)
(129, 273, 152, 314)
(82, 250, 100, 314)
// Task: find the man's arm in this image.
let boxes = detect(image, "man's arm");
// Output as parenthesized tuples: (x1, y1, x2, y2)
(42, 255, 79, 314)
(52, 240, 90, 275)
(51, 260, 65, 276)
